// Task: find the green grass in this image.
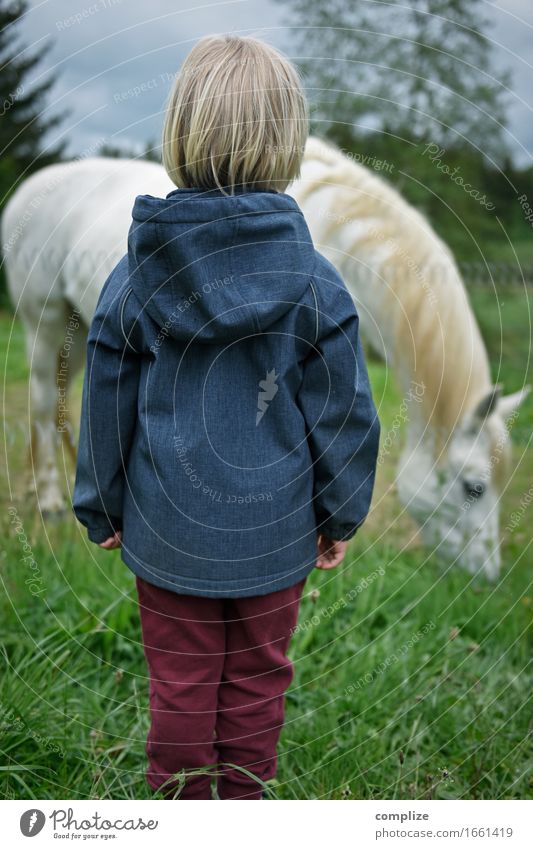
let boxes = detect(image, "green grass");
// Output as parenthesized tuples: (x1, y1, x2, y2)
(0, 293, 531, 800)
(471, 236, 533, 267)
(0, 522, 530, 800)
(469, 287, 532, 442)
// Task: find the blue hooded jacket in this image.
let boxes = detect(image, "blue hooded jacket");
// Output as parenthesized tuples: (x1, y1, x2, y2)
(73, 185, 380, 597)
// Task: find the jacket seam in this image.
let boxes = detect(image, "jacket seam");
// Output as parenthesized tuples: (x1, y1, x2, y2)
(119, 288, 140, 354)
(309, 279, 320, 345)
(132, 205, 305, 225)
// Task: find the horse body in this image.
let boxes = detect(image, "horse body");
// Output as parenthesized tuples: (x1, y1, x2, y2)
(2, 139, 528, 577)
(2, 157, 174, 511)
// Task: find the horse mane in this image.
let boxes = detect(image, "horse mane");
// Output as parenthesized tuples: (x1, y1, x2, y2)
(302, 137, 493, 439)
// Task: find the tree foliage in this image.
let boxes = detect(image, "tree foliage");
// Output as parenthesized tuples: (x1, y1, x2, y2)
(278, 0, 511, 159)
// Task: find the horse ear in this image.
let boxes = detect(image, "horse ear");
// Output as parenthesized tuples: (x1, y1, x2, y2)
(496, 385, 531, 422)
(472, 384, 503, 423)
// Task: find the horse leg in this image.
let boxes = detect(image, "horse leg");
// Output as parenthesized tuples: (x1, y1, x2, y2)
(23, 302, 72, 515)
(56, 311, 88, 465)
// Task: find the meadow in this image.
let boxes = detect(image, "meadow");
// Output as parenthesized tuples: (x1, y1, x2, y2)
(0, 286, 531, 800)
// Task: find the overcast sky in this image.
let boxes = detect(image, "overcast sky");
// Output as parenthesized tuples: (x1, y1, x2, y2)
(15, 0, 533, 166)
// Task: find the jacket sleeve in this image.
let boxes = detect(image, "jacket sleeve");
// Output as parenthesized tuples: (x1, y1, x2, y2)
(72, 259, 141, 543)
(297, 269, 381, 541)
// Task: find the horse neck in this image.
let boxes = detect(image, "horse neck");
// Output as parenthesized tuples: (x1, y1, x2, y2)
(291, 151, 493, 451)
(342, 248, 492, 448)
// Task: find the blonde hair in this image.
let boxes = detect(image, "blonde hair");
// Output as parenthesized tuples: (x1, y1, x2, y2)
(161, 34, 309, 194)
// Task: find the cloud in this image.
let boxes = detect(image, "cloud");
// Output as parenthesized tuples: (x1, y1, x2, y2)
(18, 0, 533, 165)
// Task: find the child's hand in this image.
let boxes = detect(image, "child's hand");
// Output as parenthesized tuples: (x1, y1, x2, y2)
(99, 531, 122, 550)
(315, 534, 349, 570)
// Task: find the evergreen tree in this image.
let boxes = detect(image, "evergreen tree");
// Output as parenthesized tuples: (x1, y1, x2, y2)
(0, 0, 68, 195)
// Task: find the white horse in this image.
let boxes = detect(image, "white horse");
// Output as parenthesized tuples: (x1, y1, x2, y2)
(2, 138, 528, 578)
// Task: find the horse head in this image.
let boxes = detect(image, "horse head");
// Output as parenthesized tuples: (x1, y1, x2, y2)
(397, 385, 530, 580)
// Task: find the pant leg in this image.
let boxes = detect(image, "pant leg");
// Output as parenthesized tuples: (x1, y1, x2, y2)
(136, 576, 226, 800)
(215, 577, 307, 800)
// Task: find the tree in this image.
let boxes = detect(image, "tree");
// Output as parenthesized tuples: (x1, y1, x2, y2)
(0, 0, 69, 304)
(278, 0, 511, 160)
(97, 139, 161, 162)
(0, 0, 68, 194)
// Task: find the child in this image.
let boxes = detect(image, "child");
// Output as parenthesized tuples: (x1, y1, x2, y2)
(73, 34, 380, 800)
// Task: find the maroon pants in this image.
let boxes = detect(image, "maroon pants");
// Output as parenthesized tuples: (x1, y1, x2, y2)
(136, 575, 307, 800)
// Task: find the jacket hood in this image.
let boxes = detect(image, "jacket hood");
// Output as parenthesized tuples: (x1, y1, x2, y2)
(127, 186, 316, 344)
